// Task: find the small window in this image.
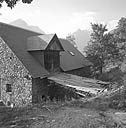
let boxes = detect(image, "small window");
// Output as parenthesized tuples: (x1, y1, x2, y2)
(6, 84, 12, 92)
(68, 51, 75, 56)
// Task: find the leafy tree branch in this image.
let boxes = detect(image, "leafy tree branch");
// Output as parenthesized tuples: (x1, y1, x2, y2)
(0, 0, 33, 9)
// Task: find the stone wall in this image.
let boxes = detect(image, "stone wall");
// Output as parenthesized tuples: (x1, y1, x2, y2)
(32, 78, 48, 103)
(0, 37, 32, 107)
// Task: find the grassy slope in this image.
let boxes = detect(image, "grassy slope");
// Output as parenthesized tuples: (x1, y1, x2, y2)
(0, 102, 124, 128)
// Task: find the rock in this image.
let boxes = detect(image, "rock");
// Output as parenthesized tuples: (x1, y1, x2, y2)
(52, 119, 55, 122)
(115, 112, 126, 125)
(10, 125, 17, 128)
(0, 100, 5, 106)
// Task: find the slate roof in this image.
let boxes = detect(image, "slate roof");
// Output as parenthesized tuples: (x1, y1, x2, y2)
(59, 39, 92, 71)
(40, 34, 55, 44)
(27, 36, 48, 51)
(0, 22, 91, 78)
(0, 22, 49, 78)
(27, 34, 62, 51)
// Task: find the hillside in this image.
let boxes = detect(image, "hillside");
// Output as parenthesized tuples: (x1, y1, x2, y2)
(0, 101, 124, 128)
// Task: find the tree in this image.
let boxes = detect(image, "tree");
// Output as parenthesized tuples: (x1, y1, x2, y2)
(84, 23, 121, 77)
(117, 17, 126, 34)
(0, 0, 33, 9)
(113, 17, 126, 60)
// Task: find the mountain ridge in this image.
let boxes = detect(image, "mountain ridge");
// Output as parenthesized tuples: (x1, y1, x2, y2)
(10, 19, 45, 34)
(72, 29, 91, 53)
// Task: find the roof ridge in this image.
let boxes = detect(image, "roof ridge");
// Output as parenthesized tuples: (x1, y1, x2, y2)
(0, 22, 43, 36)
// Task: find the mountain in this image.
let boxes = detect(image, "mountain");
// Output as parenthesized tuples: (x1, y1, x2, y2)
(10, 19, 91, 53)
(10, 19, 45, 34)
(72, 29, 91, 53)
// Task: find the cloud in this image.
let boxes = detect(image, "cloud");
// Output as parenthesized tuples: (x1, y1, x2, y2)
(53, 11, 96, 37)
(0, 6, 97, 38)
(85, 11, 96, 16)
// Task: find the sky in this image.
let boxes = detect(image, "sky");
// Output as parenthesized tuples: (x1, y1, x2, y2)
(0, 0, 125, 37)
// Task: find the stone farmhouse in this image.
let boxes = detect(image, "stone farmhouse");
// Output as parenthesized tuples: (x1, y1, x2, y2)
(0, 22, 93, 106)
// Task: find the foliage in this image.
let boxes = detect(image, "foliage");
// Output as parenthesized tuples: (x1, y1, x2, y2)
(113, 17, 126, 60)
(98, 67, 124, 87)
(84, 23, 125, 78)
(85, 24, 116, 76)
(84, 23, 107, 75)
(0, 0, 33, 9)
(117, 17, 126, 34)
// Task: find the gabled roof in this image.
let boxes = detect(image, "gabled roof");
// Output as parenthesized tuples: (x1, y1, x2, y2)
(27, 36, 47, 51)
(0, 22, 91, 77)
(0, 22, 49, 78)
(40, 34, 55, 44)
(59, 39, 92, 71)
(27, 34, 64, 51)
(0, 22, 42, 37)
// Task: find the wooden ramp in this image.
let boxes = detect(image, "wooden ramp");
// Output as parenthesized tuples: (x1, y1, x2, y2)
(48, 73, 109, 95)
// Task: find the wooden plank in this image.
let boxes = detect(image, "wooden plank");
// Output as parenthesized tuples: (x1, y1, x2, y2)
(50, 73, 109, 85)
(49, 78, 103, 94)
(49, 76, 102, 89)
(48, 73, 109, 95)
